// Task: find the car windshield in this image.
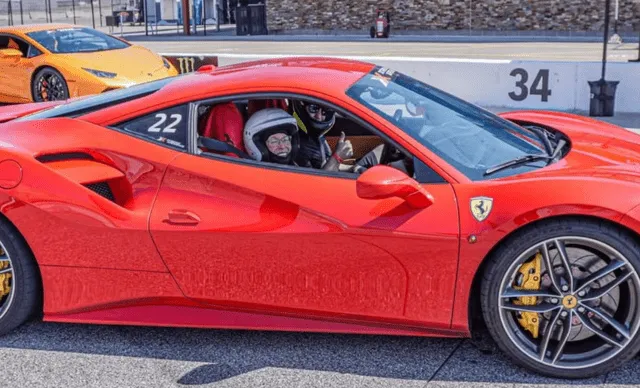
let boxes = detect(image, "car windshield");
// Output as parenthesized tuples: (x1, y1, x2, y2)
(346, 67, 549, 181)
(26, 27, 129, 54)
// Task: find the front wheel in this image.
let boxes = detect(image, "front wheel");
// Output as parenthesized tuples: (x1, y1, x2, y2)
(0, 218, 41, 336)
(31, 67, 69, 102)
(481, 219, 640, 378)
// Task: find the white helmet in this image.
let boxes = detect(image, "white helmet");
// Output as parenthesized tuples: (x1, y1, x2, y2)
(244, 108, 299, 164)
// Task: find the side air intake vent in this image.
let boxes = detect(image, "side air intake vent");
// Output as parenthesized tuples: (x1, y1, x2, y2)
(36, 152, 94, 163)
(84, 182, 115, 202)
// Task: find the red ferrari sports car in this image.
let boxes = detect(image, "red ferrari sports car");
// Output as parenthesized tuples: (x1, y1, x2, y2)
(0, 57, 638, 379)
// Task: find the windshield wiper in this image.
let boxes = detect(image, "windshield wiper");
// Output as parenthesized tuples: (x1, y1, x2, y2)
(550, 138, 567, 160)
(484, 154, 554, 176)
(524, 125, 553, 156)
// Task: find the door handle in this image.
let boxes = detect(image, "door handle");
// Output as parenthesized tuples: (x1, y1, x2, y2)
(164, 209, 200, 225)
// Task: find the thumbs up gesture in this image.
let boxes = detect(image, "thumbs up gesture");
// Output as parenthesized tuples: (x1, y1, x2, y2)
(334, 131, 353, 161)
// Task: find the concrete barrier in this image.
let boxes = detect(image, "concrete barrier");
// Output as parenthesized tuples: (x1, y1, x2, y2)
(161, 53, 640, 114)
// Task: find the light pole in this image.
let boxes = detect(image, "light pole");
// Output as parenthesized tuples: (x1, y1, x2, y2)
(588, 0, 619, 117)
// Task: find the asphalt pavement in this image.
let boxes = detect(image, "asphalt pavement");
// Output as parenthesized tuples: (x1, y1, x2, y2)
(2, 319, 639, 388)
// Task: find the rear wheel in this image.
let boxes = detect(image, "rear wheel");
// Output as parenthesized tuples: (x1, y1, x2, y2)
(0, 218, 41, 336)
(31, 67, 69, 102)
(481, 219, 640, 378)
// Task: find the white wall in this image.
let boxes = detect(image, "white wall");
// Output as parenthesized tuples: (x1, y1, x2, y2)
(165, 53, 640, 114)
(161, 0, 176, 19)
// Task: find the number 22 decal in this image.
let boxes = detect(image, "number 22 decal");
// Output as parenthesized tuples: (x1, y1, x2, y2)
(148, 113, 182, 133)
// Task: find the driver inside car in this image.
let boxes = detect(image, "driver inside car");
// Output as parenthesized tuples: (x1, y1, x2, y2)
(290, 100, 354, 171)
(243, 108, 301, 166)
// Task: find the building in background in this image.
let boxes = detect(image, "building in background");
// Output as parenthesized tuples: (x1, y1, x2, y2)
(146, 0, 234, 24)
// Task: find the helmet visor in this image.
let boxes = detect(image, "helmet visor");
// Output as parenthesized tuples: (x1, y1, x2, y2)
(305, 103, 334, 122)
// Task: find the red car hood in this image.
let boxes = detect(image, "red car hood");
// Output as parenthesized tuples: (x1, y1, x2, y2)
(0, 101, 68, 123)
(499, 110, 640, 183)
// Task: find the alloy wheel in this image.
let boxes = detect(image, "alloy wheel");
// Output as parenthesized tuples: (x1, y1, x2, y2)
(35, 72, 67, 102)
(0, 242, 15, 322)
(498, 236, 640, 369)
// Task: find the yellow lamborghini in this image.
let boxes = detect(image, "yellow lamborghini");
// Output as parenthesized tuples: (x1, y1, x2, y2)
(0, 23, 179, 103)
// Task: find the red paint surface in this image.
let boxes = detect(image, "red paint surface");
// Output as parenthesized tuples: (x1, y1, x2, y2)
(45, 159, 125, 185)
(149, 153, 459, 328)
(0, 118, 177, 272)
(0, 160, 22, 189)
(0, 100, 66, 123)
(39, 266, 183, 314)
(46, 304, 466, 338)
(0, 59, 636, 338)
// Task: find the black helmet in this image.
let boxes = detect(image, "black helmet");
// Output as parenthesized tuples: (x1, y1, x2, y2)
(244, 108, 299, 165)
(292, 100, 336, 138)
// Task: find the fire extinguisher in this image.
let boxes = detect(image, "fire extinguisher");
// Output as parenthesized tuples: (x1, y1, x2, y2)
(370, 9, 390, 38)
(376, 19, 384, 36)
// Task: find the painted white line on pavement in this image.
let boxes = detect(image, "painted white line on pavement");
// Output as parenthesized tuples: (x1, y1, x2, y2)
(160, 52, 513, 64)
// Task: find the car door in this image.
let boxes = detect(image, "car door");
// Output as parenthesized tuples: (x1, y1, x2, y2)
(0, 35, 33, 100)
(0, 35, 15, 98)
(148, 101, 460, 327)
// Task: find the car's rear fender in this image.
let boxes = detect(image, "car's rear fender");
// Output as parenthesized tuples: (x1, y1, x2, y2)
(0, 101, 67, 124)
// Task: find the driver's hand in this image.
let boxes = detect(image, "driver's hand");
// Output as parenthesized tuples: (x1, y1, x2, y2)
(334, 132, 353, 160)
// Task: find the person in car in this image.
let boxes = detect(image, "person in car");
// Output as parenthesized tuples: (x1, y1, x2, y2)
(290, 100, 354, 171)
(243, 108, 300, 166)
(352, 143, 411, 175)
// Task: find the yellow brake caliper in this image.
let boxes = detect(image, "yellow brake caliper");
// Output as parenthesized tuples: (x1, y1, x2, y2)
(0, 249, 10, 298)
(513, 253, 542, 338)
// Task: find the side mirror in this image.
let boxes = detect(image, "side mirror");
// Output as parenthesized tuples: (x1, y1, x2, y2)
(356, 165, 434, 208)
(0, 48, 22, 58)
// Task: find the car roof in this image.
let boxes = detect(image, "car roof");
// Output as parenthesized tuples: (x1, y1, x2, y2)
(0, 23, 77, 34)
(156, 56, 377, 103)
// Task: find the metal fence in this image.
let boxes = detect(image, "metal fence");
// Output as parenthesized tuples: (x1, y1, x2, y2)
(0, 0, 234, 36)
(0, 0, 134, 28)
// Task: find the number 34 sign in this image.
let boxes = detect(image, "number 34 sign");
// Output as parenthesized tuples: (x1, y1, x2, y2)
(508, 68, 552, 102)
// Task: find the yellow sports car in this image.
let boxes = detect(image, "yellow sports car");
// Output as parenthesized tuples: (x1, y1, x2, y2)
(0, 23, 179, 103)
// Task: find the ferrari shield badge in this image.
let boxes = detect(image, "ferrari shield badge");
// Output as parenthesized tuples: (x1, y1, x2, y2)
(470, 197, 493, 222)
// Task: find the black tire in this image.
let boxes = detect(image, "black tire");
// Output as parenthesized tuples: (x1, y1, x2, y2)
(31, 67, 69, 102)
(0, 217, 41, 337)
(480, 218, 640, 378)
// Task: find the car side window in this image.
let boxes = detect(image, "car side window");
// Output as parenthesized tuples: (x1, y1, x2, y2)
(0, 35, 29, 57)
(413, 158, 446, 183)
(193, 96, 448, 183)
(113, 104, 189, 150)
(28, 45, 42, 58)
